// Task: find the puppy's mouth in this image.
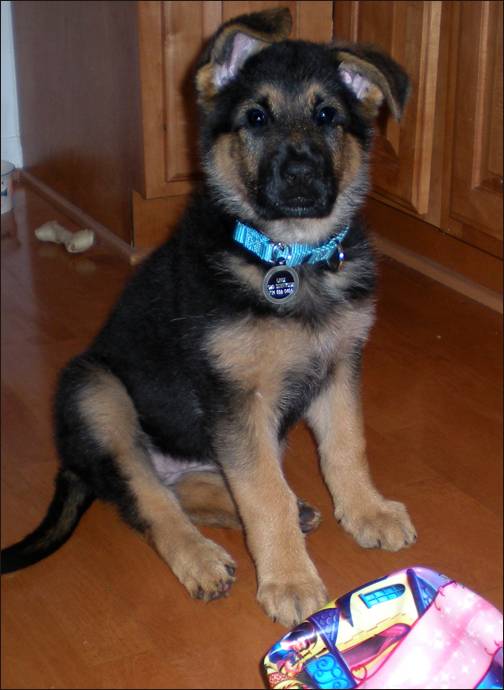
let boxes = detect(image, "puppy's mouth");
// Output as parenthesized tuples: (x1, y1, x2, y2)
(275, 193, 317, 217)
(258, 185, 335, 219)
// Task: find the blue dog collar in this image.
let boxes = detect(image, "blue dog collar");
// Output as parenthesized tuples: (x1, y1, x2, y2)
(233, 220, 349, 268)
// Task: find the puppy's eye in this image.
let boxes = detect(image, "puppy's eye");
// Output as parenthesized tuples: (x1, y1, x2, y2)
(246, 108, 268, 128)
(315, 106, 339, 126)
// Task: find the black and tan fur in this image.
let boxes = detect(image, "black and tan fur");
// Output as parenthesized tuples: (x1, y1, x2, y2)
(1, 9, 416, 626)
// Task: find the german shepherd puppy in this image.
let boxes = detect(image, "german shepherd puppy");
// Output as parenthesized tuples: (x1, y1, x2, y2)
(2, 8, 416, 626)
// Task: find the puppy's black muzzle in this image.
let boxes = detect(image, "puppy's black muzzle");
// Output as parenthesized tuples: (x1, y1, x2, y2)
(257, 141, 337, 219)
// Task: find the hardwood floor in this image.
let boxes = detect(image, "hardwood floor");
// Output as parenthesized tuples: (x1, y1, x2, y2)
(1, 183, 502, 689)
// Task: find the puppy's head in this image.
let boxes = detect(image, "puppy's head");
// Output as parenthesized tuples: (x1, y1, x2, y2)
(196, 9, 409, 243)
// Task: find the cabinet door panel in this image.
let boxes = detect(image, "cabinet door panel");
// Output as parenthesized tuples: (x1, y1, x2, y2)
(447, 0, 503, 244)
(139, 1, 221, 199)
(334, 1, 442, 217)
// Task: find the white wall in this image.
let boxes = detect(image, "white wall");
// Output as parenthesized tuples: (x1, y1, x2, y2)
(1, 0, 23, 168)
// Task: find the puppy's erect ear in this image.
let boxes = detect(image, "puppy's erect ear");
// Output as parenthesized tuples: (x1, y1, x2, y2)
(332, 44, 410, 120)
(196, 8, 292, 103)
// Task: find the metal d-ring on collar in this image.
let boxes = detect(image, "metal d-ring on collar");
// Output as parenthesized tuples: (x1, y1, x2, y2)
(271, 242, 291, 265)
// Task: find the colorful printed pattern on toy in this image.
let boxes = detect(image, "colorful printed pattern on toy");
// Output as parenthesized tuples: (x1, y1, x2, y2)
(263, 567, 503, 689)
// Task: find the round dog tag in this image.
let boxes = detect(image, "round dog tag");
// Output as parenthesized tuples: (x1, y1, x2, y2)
(263, 265, 299, 304)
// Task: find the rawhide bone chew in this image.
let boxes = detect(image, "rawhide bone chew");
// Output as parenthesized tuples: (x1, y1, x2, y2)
(35, 221, 95, 253)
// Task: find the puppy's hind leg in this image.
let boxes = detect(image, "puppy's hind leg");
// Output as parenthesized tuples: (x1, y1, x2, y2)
(175, 471, 322, 534)
(174, 471, 242, 530)
(78, 368, 236, 600)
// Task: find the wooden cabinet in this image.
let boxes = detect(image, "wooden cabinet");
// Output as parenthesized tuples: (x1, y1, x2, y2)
(334, 0, 502, 295)
(443, 0, 503, 257)
(336, 1, 443, 219)
(13, 1, 502, 297)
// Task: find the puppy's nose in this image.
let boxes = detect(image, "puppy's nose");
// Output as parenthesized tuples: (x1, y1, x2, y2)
(282, 158, 315, 185)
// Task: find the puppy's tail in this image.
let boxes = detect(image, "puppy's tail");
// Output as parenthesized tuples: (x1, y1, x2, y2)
(1, 468, 94, 574)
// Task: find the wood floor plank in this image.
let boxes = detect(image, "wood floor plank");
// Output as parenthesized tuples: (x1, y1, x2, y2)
(1, 183, 502, 689)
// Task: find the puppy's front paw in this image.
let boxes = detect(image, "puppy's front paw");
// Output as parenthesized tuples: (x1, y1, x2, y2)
(337, 499, 416, 551)
(258, 573, 328, 627)
(171, 536, 236, 601)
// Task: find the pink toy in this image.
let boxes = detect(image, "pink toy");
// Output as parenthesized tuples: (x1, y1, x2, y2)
(263, 566, 503, 689)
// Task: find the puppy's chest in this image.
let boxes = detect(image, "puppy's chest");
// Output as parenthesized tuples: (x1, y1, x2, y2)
(206, 304, 373, 404)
